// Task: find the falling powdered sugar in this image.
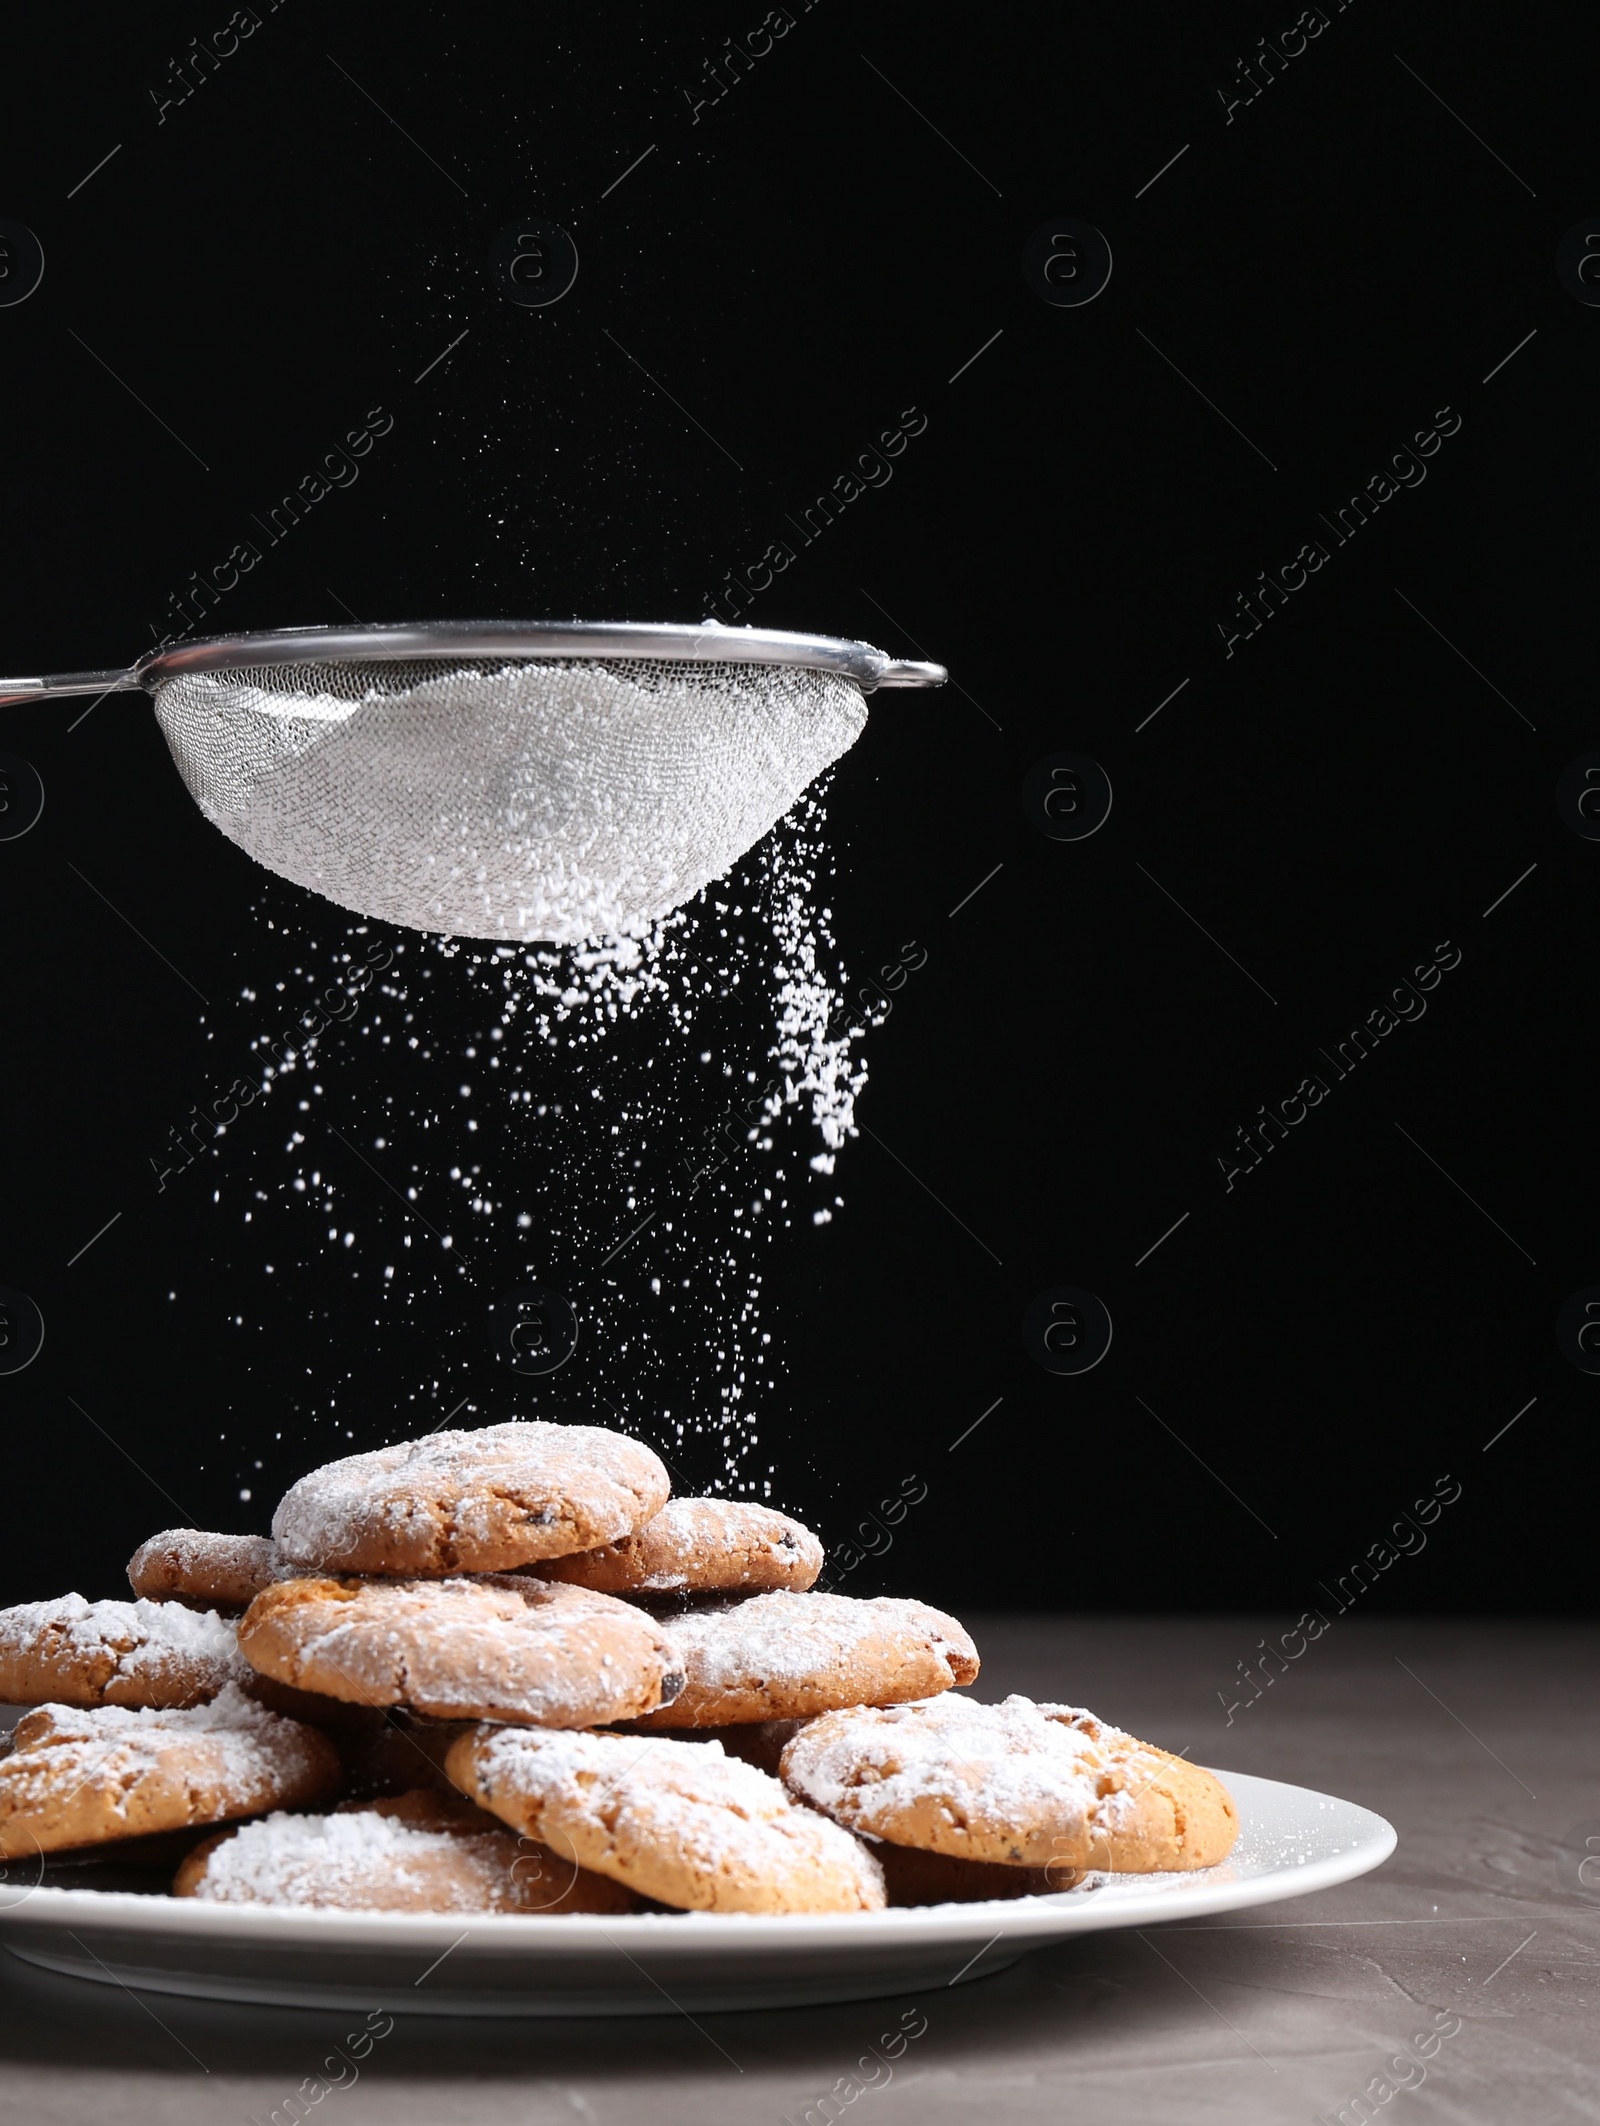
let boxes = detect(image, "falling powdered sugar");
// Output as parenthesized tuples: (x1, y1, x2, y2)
(763, 795, 871, 1160)
(453, 790, 868, 1156)
(183, 791, 886, 1498)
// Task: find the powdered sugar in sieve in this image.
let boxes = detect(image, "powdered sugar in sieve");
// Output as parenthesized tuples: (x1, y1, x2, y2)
(152, 657, 866, 945)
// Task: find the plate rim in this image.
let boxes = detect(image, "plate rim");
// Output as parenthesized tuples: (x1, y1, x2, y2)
(0, 1767, 1396, 1955)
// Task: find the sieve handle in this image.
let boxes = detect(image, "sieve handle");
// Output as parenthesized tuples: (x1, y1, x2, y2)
(865, 658, 946, 690)
(0, 668, 146, 709)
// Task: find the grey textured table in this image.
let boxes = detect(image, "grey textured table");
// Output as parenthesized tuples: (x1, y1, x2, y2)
(2, 1617, 1594, 2124)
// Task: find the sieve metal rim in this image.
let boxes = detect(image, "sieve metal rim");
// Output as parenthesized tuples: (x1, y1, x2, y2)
(0, 621, 946, 709)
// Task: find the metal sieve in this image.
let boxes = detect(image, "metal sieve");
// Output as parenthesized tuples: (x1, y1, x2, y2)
(0, 621, 945, 944)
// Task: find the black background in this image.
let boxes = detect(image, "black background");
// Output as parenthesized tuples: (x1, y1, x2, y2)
(0, 1, 1592, 1619)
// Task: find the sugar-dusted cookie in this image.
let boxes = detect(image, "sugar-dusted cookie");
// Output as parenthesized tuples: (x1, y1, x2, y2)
(238, 1574, 682, 1726)
(173, 1788, 640, 1913)
(448, 1724, 886, 1915)
(0, 1594, 242, 1710)
(781, 1695, 1239, 1873)
(272, 1421, 671, 1577)
(537, 1499, 823, 1596)
(627, 1591, 979, 1728)
(127, 1529, 293, 1611)
(0, 1683, 339, 1859)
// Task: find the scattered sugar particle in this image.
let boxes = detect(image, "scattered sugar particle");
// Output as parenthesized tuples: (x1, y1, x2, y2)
(189, 797, 880, 1490)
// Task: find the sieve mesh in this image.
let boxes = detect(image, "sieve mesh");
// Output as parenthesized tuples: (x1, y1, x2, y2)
(151, 656, 867, 944)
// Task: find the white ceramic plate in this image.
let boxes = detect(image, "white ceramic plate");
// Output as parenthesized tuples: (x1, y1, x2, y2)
(0, 1769, 1394, 2016)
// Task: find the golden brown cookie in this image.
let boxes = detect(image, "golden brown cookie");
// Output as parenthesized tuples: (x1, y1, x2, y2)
(272, 1421, 670, 1576)
(127, 1529, 293, 1611)
(0, 1594, 242, 1710)
(173, 1788, 639, 1912)
(448, 1724, 886, 1915)
(0, 1683, 339, 1859)
(627, 1591, 979, 1728)
(781, 1695, 1239, 1873)
(537, 1498, 823, 1595)
(238, 1574, 682, 1726)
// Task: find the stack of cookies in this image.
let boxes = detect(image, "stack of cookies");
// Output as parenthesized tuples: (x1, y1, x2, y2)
(0, 1421, 1237, 1916)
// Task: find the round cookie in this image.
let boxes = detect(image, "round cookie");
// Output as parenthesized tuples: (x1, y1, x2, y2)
(0, 1593, 242, 1710)
(239, 1574, 682, 1726)
(538, 1499, 823, 1596)
(448, 1724, 886, 1915)
(128, 1530, 293, 1611)
(781, 1695, 1239, 1873)
(0, 1682, 339, 1859)
(173, 1788, 639, 1913)
(272, 1421, 670, 1576)
(627, 1591, 979, 1728)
